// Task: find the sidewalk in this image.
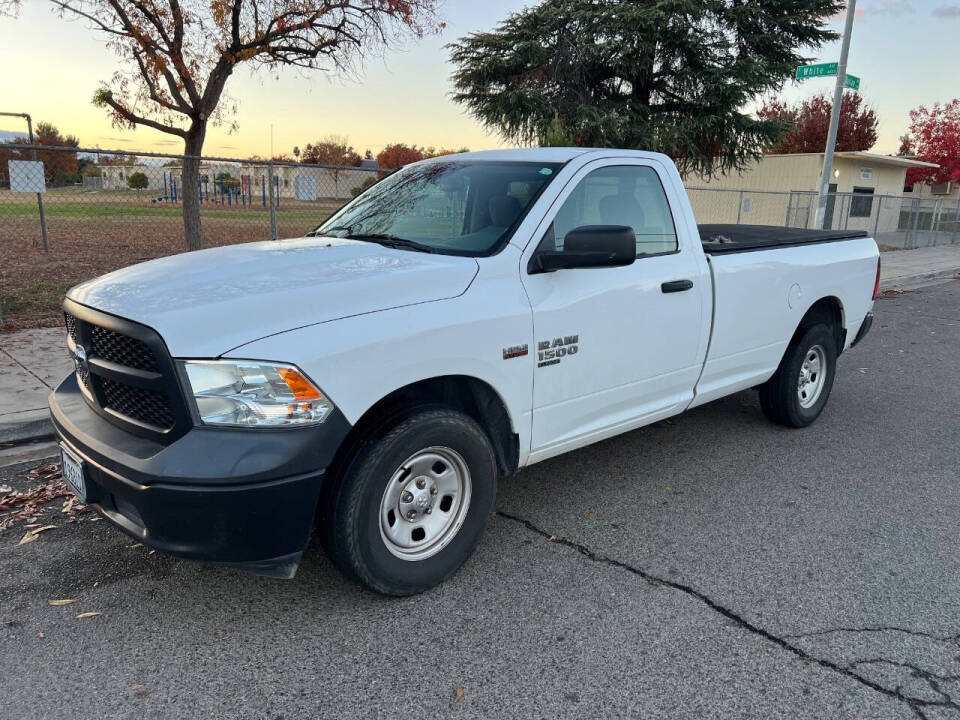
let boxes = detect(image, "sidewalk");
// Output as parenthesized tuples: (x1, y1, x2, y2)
(2, 245, 959, 444)
(0, 327, 73, 443)
(879, 244, 960, 289)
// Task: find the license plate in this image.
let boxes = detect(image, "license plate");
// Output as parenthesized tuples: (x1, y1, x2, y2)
(60, 444, 86, 503)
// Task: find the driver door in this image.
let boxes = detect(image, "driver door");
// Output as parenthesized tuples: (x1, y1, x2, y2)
(522, 159, 709, 462)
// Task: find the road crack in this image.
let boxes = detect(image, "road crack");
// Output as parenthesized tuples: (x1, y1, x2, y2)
(786, 628, 960, 644)
(497, 509, 960, 716)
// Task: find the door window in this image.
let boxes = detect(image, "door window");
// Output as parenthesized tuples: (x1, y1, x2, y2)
(542, 165, 678, 256)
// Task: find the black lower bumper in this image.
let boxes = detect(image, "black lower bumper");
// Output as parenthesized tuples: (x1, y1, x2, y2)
(851, 311, 874, 348)
(50, 373, 351, 578)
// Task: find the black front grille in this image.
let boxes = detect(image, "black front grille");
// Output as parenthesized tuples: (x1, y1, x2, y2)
(63, 303, 187, 441)
(90, 324, 159, 372)
(64, 313, 80, 343)
(100, 377, 175, 429)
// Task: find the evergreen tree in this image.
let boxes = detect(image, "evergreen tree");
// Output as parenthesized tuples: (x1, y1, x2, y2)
(449, 0, 843, 176)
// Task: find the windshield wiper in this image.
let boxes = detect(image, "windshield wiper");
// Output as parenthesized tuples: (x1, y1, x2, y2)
(342, 233, 438, 254)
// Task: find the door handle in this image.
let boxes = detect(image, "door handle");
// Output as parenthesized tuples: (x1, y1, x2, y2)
(661, 279, 694, 293)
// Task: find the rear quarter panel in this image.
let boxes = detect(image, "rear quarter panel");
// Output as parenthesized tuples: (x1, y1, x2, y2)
(690, 236, 879, 407)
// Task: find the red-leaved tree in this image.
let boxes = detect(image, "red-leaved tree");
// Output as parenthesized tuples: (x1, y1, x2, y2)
(0, 122, 80, 185)
(376, 143, 425, 169)
(757, 93, 878, 154)
(0, 1, 439, 250)
(900, 99, 960, 187)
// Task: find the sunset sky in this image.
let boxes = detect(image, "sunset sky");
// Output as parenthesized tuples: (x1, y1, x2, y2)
(1, 1, 958, 159)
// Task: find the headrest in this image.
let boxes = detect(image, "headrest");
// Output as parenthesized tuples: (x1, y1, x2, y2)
(489, 195, 522, 227)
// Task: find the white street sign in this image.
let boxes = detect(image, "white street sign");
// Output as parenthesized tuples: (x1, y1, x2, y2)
(8, 160, 46, 193)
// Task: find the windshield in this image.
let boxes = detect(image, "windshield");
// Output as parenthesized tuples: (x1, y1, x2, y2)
(315, 160, 563, 256)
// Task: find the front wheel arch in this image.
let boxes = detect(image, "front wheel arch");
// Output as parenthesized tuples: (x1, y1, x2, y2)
(319, 376, 518, 533)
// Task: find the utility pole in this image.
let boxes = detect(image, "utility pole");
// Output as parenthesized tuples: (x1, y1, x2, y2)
(814, 0, 857, 230)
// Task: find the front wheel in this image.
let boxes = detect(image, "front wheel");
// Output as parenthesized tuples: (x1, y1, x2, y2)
(759, 324, 838, 428)
(325, 409, 498, 596)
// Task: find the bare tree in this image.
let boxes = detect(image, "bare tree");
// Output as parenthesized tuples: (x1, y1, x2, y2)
(2, 1, 438, 250)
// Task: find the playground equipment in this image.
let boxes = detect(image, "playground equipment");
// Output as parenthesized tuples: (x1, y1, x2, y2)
(158, 171, 280, 208)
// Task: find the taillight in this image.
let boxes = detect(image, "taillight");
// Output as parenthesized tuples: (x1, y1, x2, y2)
(872, 257, 881, 300)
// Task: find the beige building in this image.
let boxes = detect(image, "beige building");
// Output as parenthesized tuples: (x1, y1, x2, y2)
(905, 179, 958, 201)
(98, 162, 378, 202)
(99, 164, 164, 191)
(685, 151, 938, 233)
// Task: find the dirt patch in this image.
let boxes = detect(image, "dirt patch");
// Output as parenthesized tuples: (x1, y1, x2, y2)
(1, 197, 336, 331)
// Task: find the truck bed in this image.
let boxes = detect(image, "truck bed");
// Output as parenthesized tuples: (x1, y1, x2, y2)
(699, 224, 868, 254)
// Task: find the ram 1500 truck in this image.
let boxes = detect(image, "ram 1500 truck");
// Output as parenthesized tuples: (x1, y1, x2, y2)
(50, 148, 879, 595)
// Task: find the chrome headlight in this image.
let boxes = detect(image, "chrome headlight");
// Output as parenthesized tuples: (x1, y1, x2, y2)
(181, 360, 334, 427)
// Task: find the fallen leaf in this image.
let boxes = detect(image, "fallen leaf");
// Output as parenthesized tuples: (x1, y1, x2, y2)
(17, 524, 57, 545)
(0, 471, 89, 533)
(582, 511, 596, 519)
(131, 684, 144, 691)
(49, 599, 77, 606)
(134, 690, 151, 699)
(76, 612, 101, 619)
(19, 525, 57, 543)
(453, 686, 464, 703)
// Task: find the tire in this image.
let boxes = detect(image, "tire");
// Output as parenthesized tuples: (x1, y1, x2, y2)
(759, 323, 837, 428)
(324, 409, 498, 596)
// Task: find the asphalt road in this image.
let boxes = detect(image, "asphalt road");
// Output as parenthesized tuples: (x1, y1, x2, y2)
(2, 280, 959, 720)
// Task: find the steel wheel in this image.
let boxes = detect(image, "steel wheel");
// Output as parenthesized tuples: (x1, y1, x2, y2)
(378, 446, 472, 561)
(797, 344, 827, 409)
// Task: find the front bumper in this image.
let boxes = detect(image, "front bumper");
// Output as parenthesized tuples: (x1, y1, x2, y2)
(50, 373, 351, 578)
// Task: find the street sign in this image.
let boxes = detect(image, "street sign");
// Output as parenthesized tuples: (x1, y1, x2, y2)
(796, 62, 839, 79)
(845, 74, 861, 90)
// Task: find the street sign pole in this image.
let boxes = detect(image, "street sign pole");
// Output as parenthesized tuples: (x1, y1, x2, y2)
(815, 0, 857, 230)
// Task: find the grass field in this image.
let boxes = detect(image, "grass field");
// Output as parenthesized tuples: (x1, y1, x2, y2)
(0, 187, 339, 331)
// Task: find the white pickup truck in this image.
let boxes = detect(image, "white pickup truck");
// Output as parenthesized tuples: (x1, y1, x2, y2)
(51, 148, 879, 594)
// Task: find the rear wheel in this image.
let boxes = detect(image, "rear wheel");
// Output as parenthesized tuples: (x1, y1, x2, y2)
(325, 409, 497, 596)
(759, 324, 837, 428)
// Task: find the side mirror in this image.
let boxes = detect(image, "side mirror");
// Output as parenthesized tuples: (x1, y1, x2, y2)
(529, 225, 636, 274)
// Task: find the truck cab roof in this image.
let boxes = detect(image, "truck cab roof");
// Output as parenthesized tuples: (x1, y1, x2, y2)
(418, 147, 673, 165)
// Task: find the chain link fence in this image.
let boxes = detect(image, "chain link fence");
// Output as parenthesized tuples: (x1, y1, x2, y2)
(2, 143, 958, 331)
(1, 144, 378, 247)
(685, 186, 960, 250)
(0, 144, 379, 329)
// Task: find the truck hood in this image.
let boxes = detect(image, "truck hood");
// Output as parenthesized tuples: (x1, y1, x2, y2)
(67, 237, 479, 357)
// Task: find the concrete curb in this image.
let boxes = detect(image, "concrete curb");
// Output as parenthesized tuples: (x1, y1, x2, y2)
(879, 267, 960, 291)
(0, 409, 54, 445)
